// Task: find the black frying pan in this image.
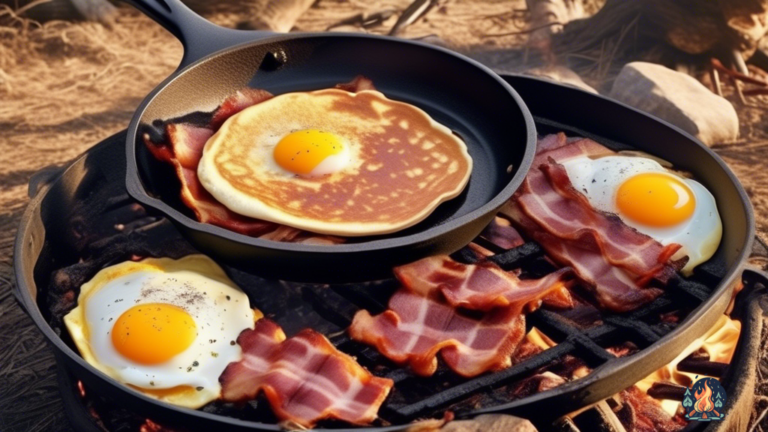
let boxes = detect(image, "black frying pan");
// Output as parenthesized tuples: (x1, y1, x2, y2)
(123, 0, 535, 282)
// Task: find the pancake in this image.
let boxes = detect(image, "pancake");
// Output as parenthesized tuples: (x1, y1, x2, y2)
(197, 89, 472, 236)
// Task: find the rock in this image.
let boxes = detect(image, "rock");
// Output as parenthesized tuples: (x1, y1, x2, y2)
(438, 414, 538, 432)
(609, 62, 739, 146)
(523, 65, 598, 94)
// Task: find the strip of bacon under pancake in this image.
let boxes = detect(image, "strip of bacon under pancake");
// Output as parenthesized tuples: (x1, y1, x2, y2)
(502, 201, 663, 312)
(219, 319, 393, 427)
(210, 88, 274, 130)
(349, 288, 526, 377)
(144, 122, 281, 237)
(143, 78, 376, 242)
(394, 255, 574, 312)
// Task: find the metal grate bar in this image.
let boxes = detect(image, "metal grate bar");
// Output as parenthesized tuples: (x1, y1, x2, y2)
(393, 343, 575, 418)
(603, 316, 662, 346)
(674, 278, 713, 302)
(71, 198, 724, 425)
(487, 242, 545, 269)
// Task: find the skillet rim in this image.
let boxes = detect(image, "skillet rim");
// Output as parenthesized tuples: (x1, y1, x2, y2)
(124, 31, 538, 254)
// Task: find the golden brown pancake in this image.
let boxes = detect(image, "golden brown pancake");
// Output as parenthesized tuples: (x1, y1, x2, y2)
(197, 89, 472, 236)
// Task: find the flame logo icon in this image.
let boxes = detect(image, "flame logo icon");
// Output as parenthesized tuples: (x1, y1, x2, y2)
(683, 377, 726, 422)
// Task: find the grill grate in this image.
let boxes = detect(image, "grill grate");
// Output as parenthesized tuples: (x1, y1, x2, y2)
(39, 143, 729, 429)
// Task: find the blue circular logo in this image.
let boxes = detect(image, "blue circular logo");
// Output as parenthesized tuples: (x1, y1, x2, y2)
(683, 377, 727, 422)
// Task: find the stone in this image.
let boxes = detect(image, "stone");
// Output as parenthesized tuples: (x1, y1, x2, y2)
(609, 62, 739, 146)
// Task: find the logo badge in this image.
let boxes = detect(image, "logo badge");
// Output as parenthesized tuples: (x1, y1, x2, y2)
(683, 376, 726, 421)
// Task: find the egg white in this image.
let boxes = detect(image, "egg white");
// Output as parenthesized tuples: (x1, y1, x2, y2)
(64, 255, 257, 408)
(561, 155, 722, 275)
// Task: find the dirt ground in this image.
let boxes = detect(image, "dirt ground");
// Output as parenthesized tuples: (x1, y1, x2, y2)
(1, 0, 768, 431)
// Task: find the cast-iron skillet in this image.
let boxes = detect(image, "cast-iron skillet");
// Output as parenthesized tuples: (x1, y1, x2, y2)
(123, 0, 536, 282)
(13, 74, 758, 431)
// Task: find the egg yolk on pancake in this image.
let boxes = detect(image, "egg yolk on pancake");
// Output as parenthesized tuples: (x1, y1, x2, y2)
(111, 303, 197, 365)
(616, 172, 696, 227)
(273, 129, 345, 176)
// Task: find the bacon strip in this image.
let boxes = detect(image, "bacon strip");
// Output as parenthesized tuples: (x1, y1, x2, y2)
(210, 88, 274, 129)
(144, 123, 282, 237)
(349, 289, 526, 377)
(220, 319, 392, 427)
(536, 132, 568, 154)
(394, 255, 574, 312)
(502, 201, 663, 312)
(349, 254, 570, 377)
(478, 217, 573, 309)
(143, 77, 376, 241)
(518, 158, 682, 284)
(533, 135, 614, 166)
(481, 217, 525, 249)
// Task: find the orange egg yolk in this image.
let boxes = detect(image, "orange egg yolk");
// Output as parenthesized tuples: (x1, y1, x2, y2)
(273, 129, 344, 175)
(111, 303, 196, 365)
(616, 172, 696, 227)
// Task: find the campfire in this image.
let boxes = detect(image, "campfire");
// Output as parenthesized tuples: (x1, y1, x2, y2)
(636, 315, 740, 416)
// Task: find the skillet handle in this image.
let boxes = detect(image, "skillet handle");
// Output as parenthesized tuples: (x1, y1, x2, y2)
(743, 267, 768, 293)
(121, 0, 273, 68)
(28, 165, 64, 198)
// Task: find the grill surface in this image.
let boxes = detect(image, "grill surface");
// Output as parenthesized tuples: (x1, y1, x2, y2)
(31, 129, 731, 430)
(15, 74, 755, 431)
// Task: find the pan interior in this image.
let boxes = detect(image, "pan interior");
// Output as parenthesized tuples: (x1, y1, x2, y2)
(134, 35, 530, 242)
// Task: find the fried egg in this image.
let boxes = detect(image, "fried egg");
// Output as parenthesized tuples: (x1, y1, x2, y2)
(64, 255, 259, 409)
(197, 88, 472, 236)
(561, 155, 722, 275)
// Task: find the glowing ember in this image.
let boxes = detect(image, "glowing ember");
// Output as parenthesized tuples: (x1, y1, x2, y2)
(526, 327, 557, 349)
(636, 314, 741, 415)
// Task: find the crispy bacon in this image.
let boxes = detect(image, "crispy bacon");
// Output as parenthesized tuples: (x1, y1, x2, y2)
(144, 123, 282, 237)
(349, 254, 570, 377)
(478, 218, 573, 309)
(481, 217, 525, 249)
(144, 76, 377, 241)
(517, 158, 682, 284)
(499, 134, 688, 311)
(210, 88, 274, 130)
(502, 202, 663, 312)
(219, 319, 393, 427)
(349, 288, 526, 377)
(536, 132, 568, 154)
(394, 255, 574, 312)
(533, 135, 614, 167)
